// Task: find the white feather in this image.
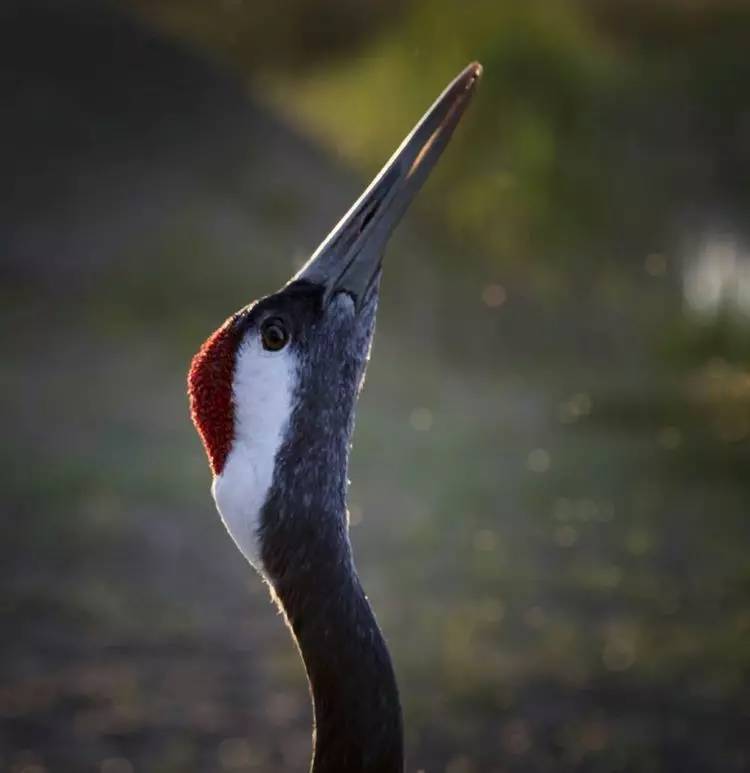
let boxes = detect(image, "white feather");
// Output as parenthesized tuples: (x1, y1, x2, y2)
(211, 334, 296, 571)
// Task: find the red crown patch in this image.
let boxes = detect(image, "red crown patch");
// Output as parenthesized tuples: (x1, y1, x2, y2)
(188, 316, 241, 475)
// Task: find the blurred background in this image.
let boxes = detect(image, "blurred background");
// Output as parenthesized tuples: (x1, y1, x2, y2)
(2, 1, 750, 771)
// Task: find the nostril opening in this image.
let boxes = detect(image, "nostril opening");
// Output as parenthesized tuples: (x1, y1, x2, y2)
(359, 206, 376, 234)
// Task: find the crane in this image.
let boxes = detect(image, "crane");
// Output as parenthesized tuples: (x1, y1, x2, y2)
(188, 62, 482, 773)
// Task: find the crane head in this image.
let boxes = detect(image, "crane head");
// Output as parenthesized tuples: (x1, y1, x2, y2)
(188, 62, 481, 573)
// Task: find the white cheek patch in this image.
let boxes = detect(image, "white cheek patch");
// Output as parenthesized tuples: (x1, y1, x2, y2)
(211, 334, 296, 571)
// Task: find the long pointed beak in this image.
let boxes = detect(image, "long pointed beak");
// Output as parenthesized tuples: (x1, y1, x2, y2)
(294, 61, 482, 308)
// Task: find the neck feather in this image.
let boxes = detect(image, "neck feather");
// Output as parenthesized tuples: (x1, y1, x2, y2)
(256, 292, 399, 770)
(268, 539, 403, 773)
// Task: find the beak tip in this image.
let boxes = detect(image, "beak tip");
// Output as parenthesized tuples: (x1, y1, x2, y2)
(455, 61, 482, 100)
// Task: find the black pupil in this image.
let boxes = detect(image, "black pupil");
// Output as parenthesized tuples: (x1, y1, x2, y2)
(263, 321, 287, 350)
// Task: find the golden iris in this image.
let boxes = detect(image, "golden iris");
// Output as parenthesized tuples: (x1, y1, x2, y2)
(260, 318, 289, 351)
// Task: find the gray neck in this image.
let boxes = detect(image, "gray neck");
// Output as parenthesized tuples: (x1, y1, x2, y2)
(257, 287, 402, 771)
(262, 516, 404, 773)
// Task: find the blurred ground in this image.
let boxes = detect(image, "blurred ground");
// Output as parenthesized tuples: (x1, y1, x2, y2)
(2, 2, 750, 773)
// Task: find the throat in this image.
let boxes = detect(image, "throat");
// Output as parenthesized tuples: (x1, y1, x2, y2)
(267, 540, 404, 773)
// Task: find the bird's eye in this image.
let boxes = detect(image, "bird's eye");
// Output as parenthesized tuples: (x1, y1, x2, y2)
(260, 318, 289, 351)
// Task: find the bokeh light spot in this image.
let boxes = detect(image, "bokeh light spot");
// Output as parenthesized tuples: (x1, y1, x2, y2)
(410, 407, 434, 431)
(481, 283, 507, 308)
(645, 252, 668, 276)
(445, 755, 473, 773)
(473, 529, 496, 552)
(527, 448, 551, 473)
(101, 760, 134, 773)
(524, 606, 546, 630)
(558, 392, 592, 423)
(657, 426, 682, 449)
(478, 597, 505, 623)
(502, 719, 532, 756)
(556, 524, 578, 547)
(218, 738, 255, 770)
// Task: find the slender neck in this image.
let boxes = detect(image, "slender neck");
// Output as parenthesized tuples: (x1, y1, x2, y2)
(264, 519, 403, 773)
(258, 319, 402, 771)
